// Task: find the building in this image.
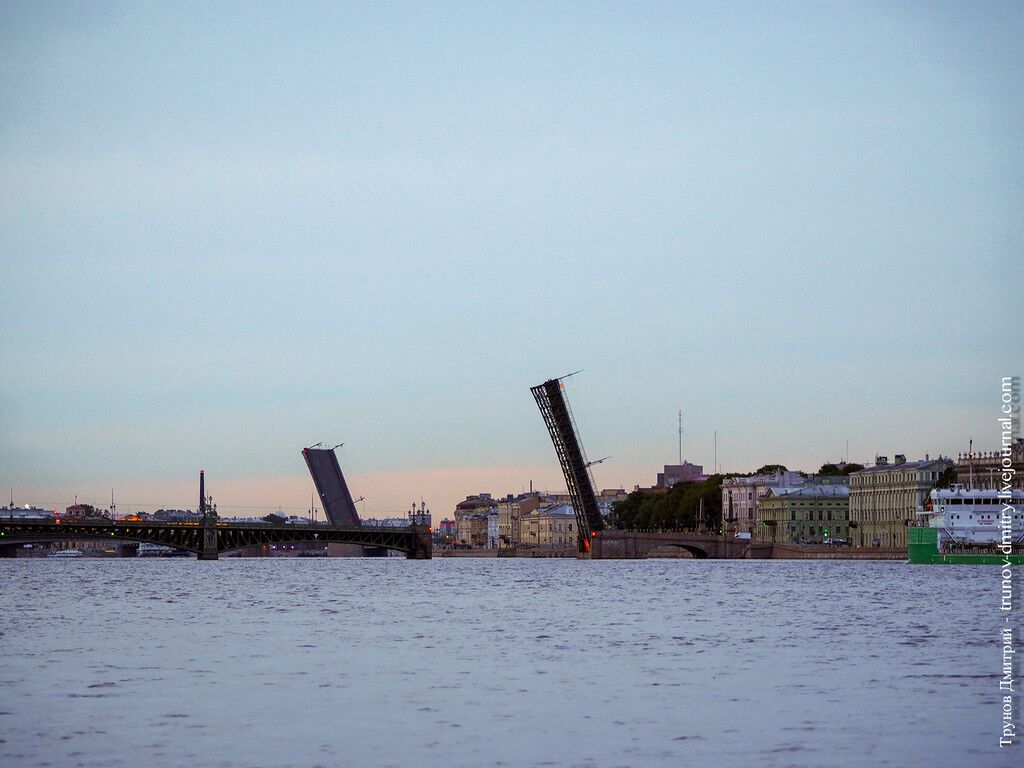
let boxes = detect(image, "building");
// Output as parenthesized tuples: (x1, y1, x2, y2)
(468, 513, 490, 548)
(454, 494, 497, 547)
(2, 504, 54, 520)
(849, 455, 954, 548)
(497, 492, 545, 548)
(152, 508, 202, 522)
(435, 518, 456, 547)
(955, 438, 1024, 490)
(656, 462, 707, 488)
(456, 512, 489, 547)
(596, 488, 629, 520)
(757, 484, 850, 543)
(487, 508, 499, 549)
(721, 470, 806, 535)
(361, 517, 413, 529)
(521, 503, 577, 549)
(63, 503, 111, 521)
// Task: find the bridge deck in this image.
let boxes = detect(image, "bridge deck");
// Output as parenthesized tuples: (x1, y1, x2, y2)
(0, 520, 431, 559)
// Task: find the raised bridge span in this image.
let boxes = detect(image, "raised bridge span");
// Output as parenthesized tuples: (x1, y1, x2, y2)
(0, 519, 432, 560)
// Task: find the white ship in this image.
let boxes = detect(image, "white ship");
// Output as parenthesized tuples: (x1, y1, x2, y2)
(918, 485, 1024, 545)
(137, 542, 173, 557)
(48, 548, 82, 558)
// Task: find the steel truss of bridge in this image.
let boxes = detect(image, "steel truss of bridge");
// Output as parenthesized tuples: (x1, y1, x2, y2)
(0, 519, 432, 560)
(531, 376, 604, 554)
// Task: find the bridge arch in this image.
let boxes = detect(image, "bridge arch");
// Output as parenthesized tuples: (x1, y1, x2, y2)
(643, 543, 709, 559)
(676, 544, 709, 559)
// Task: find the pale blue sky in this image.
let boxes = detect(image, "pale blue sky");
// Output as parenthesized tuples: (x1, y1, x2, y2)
(2, 1, 1021, 516)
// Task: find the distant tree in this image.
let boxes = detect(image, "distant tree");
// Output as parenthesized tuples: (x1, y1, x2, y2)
(609, 475, 725, 533)
(754, 464, 788, 475)
(608, 491, 645, 530)
(819, 462, 865, 476)
(262, 513, 286, 525)
(934, 466, 957, 489)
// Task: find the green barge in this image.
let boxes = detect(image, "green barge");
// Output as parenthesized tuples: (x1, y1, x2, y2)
(908, 527, 1024, 565)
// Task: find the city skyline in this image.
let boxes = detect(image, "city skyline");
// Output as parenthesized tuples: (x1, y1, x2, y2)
(3, 421, 994, 522)
(1, 4, 1020, 767)
(2, 3, 1020, 521)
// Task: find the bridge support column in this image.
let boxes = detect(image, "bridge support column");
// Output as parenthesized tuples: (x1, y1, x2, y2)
(198, 515, 219, 561)
(406, 523, 432, 560)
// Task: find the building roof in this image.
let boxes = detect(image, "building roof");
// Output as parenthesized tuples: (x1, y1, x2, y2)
(456, 495, 497, 511)
(851, 457, 952, 475)
(532, 503, 575, 517)
(763, 485, 849, 499)
(722, 471, 805, 487)
(932, 486, 1024, 500)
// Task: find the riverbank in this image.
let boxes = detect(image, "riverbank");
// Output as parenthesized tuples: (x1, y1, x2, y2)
(439, 543, 907, 560)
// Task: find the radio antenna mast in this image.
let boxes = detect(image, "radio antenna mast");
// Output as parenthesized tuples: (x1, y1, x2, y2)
(678, 409, 683, 463)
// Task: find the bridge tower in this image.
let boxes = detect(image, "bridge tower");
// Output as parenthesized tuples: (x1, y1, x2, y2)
(530, 375, 604, 554)
(197, 469, 218, 561)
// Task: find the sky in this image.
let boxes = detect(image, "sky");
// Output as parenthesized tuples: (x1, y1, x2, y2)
(1, 1, 1022, 519)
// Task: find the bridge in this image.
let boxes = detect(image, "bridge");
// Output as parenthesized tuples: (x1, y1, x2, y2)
(0, 519, 432, 560)
(590, 530, 763, 559)
(531, 374, 605, 554)
(0, 451, 433, 560)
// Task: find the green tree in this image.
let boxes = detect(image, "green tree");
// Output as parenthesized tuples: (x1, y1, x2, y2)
(934, 466, 957, 489)
(609, 475, 727, 532)
(818, 462, 865, 476)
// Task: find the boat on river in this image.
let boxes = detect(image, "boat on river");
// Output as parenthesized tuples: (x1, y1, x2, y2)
(908, 486, 1024, 564)
(48, 548, 82, 558)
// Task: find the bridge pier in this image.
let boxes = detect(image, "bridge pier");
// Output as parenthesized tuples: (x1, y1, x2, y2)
(198, 515, 219, 561)
(405, 523, 433, 559)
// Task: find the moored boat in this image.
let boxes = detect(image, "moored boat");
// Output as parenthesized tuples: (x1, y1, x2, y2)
(908, 486, 1024, 564)
(48, 548, 82, 558)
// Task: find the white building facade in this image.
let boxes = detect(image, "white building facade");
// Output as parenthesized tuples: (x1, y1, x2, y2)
(721, 470, 806, 534)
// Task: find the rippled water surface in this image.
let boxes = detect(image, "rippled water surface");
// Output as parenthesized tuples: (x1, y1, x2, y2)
(0, 559, 1012, 767)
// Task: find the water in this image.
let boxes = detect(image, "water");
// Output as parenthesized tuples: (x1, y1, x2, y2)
(0, 559, 1013, 767)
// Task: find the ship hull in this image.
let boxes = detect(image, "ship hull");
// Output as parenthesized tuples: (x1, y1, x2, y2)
(908, 526, 1024, 564)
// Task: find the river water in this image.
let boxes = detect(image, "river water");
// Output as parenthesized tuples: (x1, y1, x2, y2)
(0, 558, 1013, 768)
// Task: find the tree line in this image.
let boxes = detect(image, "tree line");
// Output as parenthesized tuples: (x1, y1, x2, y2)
(607, 462, 867, 532)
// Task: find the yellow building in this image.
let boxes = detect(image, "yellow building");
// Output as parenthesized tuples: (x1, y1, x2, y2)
(757, 485, 849, 543)
(521, 503, 577, 549)
(497, 493, 544, 548)
(849, 455, 953, 548)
